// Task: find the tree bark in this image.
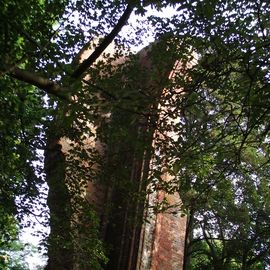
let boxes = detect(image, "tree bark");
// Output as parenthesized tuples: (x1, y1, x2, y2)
(44, 134, 73, 270)
(183, 208, 194, 270)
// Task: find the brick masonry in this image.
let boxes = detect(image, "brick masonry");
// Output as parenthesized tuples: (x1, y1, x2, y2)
(137, 188, 186, 270)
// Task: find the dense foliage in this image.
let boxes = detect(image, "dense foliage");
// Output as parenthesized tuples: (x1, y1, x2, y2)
(0, 0, 269, 269)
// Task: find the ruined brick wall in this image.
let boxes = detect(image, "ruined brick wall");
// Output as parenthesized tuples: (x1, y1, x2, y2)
(49, 41, 190, 270)
(85, 44, 188, 270)
(136, 176, 186, 270)
(135, 57, 197, 270)
(135, 159, 187, 270)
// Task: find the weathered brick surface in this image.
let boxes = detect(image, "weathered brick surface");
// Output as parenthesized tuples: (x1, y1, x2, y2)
(57, 44, 189, 270)
(137, 191, 186, 270)
(151, 195, 186, 270)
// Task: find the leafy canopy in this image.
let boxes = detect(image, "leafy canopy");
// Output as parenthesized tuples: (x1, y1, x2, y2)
(0, 0, 270, 269)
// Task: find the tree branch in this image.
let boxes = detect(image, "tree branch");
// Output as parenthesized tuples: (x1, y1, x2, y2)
(3, 5, 133, 101)
(8, 67, 71, 100)
(71, 4, 133, 79)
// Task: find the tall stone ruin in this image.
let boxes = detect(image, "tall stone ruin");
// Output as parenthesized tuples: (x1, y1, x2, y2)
(45, 40, 188, 270)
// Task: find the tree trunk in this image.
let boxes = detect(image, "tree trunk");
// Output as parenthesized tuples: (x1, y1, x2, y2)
(44, 135, 73, 270)
(183, 208, 194, 270)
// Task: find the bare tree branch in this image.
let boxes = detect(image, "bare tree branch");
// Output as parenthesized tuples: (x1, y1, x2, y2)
(71, 4, 133, 79)
(8, 67, 71, 100)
